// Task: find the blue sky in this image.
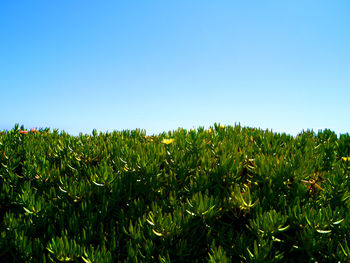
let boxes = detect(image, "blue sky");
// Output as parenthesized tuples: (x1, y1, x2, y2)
(1, 1, 349, 136)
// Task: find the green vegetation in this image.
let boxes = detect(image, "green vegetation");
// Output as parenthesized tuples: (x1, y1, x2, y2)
(1, 124, 350, 262)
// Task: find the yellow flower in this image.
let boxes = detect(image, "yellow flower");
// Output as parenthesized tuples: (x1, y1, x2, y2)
(342, 157, 350, 161)
(219, 125, 225, 129)
(162, 138, 175, 145)
(207, 128, 212, 134)
(145, 136, 153, 142)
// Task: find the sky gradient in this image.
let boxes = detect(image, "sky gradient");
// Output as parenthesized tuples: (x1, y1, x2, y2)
(1, 1, 349, 136)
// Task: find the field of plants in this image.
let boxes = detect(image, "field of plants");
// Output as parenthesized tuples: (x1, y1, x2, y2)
(1, 124, 350, 262)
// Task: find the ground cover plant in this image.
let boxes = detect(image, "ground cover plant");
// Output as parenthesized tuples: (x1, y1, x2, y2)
(1, 123, 350, 262)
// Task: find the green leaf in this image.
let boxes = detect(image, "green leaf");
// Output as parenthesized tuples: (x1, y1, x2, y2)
(202, 205, 215, 215)
(23, 207, 33, 214)
(81, 256, 91, 263)
(278, 225, 290, 232)
(46, 247, 54, 254)
(339, 242, 348, 256)
(305, 215, 312, 226)
(57, 256, 72, 262)
(341, 193, 350, 202)
(247, 247, 254, 259)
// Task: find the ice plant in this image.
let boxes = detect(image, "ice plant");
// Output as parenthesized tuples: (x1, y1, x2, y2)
(342, 157, 350, 161)
(19, 130, 28, 134)
(161, 138, 174, 145)
(30, 128, 38, 132)
(219, 125, 225, 129)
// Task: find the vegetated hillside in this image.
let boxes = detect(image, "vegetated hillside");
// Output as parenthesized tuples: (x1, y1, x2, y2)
(1, 124, 350, 262)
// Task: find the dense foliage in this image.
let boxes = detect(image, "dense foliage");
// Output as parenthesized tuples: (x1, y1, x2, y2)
(1, 124, 350, 262)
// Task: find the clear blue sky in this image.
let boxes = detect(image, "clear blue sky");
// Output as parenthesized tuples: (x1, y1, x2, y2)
(1, 1, 349, 136)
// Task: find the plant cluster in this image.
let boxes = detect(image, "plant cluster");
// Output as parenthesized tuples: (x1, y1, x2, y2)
(1, 124, 350, 262)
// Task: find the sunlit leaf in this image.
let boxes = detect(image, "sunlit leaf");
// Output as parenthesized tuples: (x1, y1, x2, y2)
(316, 229, 332, 234)
(152, 229, 163, 237)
